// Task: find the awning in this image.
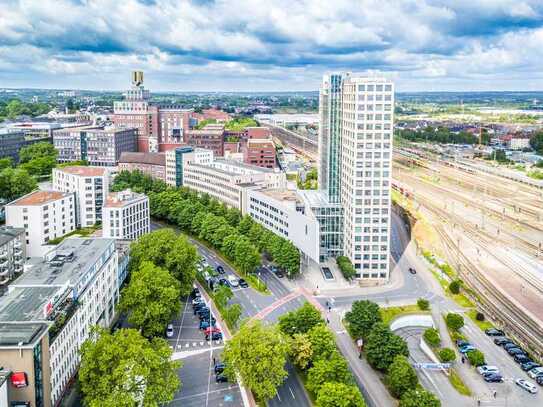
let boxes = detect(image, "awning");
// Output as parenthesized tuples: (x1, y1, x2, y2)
(11, 372, 27, 388)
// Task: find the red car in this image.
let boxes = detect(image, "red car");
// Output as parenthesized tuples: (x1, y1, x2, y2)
(204, 327, 221, 336)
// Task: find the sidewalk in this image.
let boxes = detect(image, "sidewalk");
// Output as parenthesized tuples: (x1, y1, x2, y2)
(328, 309, 396, 407)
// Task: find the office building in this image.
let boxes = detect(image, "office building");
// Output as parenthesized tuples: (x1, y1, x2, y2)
(53, 126, 137, 166)
(0, 238, 119, 407)
(0, 130, 26, 163)
(52, 166, 109, 228)
(167, 147, 285, 210)
(118, 152, 166, 181)
(103, 190, 150, 240)
(0, 226, 26, 285)
(184, 124, 225, 156)
(319, 74, 393, 281)
(243, 138, 276, 168)
(113, 71, 192, 153)
(5, 191, 76, 257)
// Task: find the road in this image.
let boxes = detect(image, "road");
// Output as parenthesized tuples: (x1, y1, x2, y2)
(152, 221, 311, 407)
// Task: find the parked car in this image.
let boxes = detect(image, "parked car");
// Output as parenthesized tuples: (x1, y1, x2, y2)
(199, 316, 216, 328)
(227, 275, 239, 287)
(484, 373, 504, 383)
(193, 302, 207, 311)
(528, 367, 543, 379)
(204, 327, 221, 336)
(408, 267, 417, 274)
(206, 332, 223, 341)
(190, 287, 201, 298)
(521, 362, 541, 372)
(216, 265, 225, 274)
(192, 297, 203, 306)
(216, 373, 228, 383)
(504, 342, 520, 350)
(459, 345, 476, 354)
(214, 363, 225, 374)
(238, 278, 249, 288)
(218, 278, 230, 287)
(515, 378, 538, 394)
(507, 348, 526, 356)
(514, 354, 531, 364)
(536, 376, 543, 386)
(477, 365, 499, 375)
(456, 340, 470, 348)
(166, 324, 174, 338)
(275, 269, 285, 278)
(494, 337, 512, 346)
(485, 328, 505, 336)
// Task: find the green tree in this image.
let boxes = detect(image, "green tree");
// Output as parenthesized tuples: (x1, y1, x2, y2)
(214, 285, 233, 309)
(237, 215, 254, 235)
(165, 235, 198, 295)
(223, 320, 288, 401)
(289, 333, 313, 370)
(19, 141, 57, 163)
(307, 353, 353, 394)
(423, 328, 440, 347)
(417, 298, 430, 311)
(0, 157, 12, 170)
(79, 327, 180, 407)
(365, 323, 409, 372)
(445, 313, 464, 331)
(316, 382, 366, 407)
(20, 155, 57, 177)
(399, 388, 441, 407)
(448, 280, 461, 294)
(345, 300, 382, 340)
(120, 261, 180, 338)
(336, 256, 357, 281)
(129, 229, 178, 270)
(233, 236, 260, 274)
(466, 349, 485, 366)
(438, 348, 456, 363)
(278, 302, 324, 336)
(307, 324, 337, 361)
(530, 132, 543, 154)
(386, 355, 418, 398)
(223, 303, 242, 329)
(0, 167, 37, 201)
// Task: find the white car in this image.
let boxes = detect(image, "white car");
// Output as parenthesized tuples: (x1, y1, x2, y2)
(477, 365, 499, 375)
(227, 275, 239, 287)
(166, 324, 174, 338)
(515, 378, 538, 394)
(528, 367, 543, 379)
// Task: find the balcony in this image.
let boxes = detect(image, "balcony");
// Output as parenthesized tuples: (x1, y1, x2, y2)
(0, 252, 7, 260)
(0, 276, 9, 285)
(0, 267, 9, 276)
(48, 298, 79, 343)
(13, 241, 21, 249)
(14, 248, 22, 257)
(0, 260, 8, 268)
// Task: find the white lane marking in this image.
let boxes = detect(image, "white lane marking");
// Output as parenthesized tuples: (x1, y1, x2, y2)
(289, 386, 295, 399)
(175, 298, 189, 350)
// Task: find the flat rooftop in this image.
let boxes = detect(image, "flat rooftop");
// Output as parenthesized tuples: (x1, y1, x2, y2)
(0, 322, 49, 347)
(0, 226, 25, 246)
(259, 189, 300, 202)
(214, 158, 276, 173)
(8, 190, 70, 206)
(16, 238, 114, 287)
(297, 190, 343, 209)
(0, 286, 60, 322)
(56, 165, 108, 177)
(105, 190, 147, 207)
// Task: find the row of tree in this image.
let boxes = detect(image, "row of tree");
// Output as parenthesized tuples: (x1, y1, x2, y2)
(344, 300, 441, 406)
(111, 170, 301, 277)
(0, 99, 51, 122)
(396, 127, 480, 145)
(79, 228, 199, 406)
(279, 303, 367, 406)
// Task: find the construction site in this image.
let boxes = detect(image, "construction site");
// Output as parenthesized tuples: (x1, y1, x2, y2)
(393, 146, 543, 358)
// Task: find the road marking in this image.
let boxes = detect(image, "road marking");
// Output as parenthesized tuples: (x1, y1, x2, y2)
(175, 298, 189, 350)
(289, 386, 295, 399)
(171, 385, 239, 402)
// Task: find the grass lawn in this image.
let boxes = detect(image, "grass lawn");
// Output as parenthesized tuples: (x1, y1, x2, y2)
(47, 225, 100, 245)
(448, 368, 471, 396)
(380, 304, 427, 326)
(467, 310, 494, 331)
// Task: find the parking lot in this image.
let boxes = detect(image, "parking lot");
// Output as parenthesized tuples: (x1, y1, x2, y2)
(167, 295, 242, 407)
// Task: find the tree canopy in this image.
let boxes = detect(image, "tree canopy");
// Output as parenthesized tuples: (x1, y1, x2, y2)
(223, 320, 288, 401)
(307, 323, 337, 362)
(279, 302, 324, 337)
(79, 327, 180, 407)
(316, 382, 367, 407)
(386, 355, 418, 398)
(445, 313, 464, 331)
(120, 261, 180, 338)
(365, 323, 409, 372)
(307, 353, 353, 394)
(399, 388, 441, 407)
(0, 167, 37, 201)
(345, 300, 382, 340)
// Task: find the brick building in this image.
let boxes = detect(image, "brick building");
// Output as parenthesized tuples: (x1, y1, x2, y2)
(118, 152, 166, 181)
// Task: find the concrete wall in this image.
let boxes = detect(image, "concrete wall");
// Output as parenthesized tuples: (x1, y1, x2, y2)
(390, 313, 434, 332)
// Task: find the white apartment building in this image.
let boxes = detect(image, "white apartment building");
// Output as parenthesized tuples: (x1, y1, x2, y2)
(5, 191, 76, 257)
(320, 74, 393, 281)
(0, 238, 119, 407)
(166, 146, 286, 210)
(52, 166, 110, 228)
(508, 137, 531, 150)
(103, 189, 150, 240)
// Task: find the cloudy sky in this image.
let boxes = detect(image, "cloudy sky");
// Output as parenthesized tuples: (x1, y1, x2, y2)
(1, 0, 543, 92)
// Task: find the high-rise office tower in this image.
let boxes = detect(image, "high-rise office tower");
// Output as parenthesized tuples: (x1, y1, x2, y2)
(319, 73, 394, 281)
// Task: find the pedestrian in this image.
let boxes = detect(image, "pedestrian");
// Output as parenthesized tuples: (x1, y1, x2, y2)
(328, 305, 332, 312)
(477, 399, 480, 406)
(325, 301, 329, 307)
(493, 391, 497, 398)
(213, 357, 216, 365)
(326, 318, 329, 324)
(461, 356, 465, 364)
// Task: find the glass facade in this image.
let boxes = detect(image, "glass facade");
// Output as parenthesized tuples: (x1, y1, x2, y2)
(34, 341, 44, 407)
(174, 146, 194, 186)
